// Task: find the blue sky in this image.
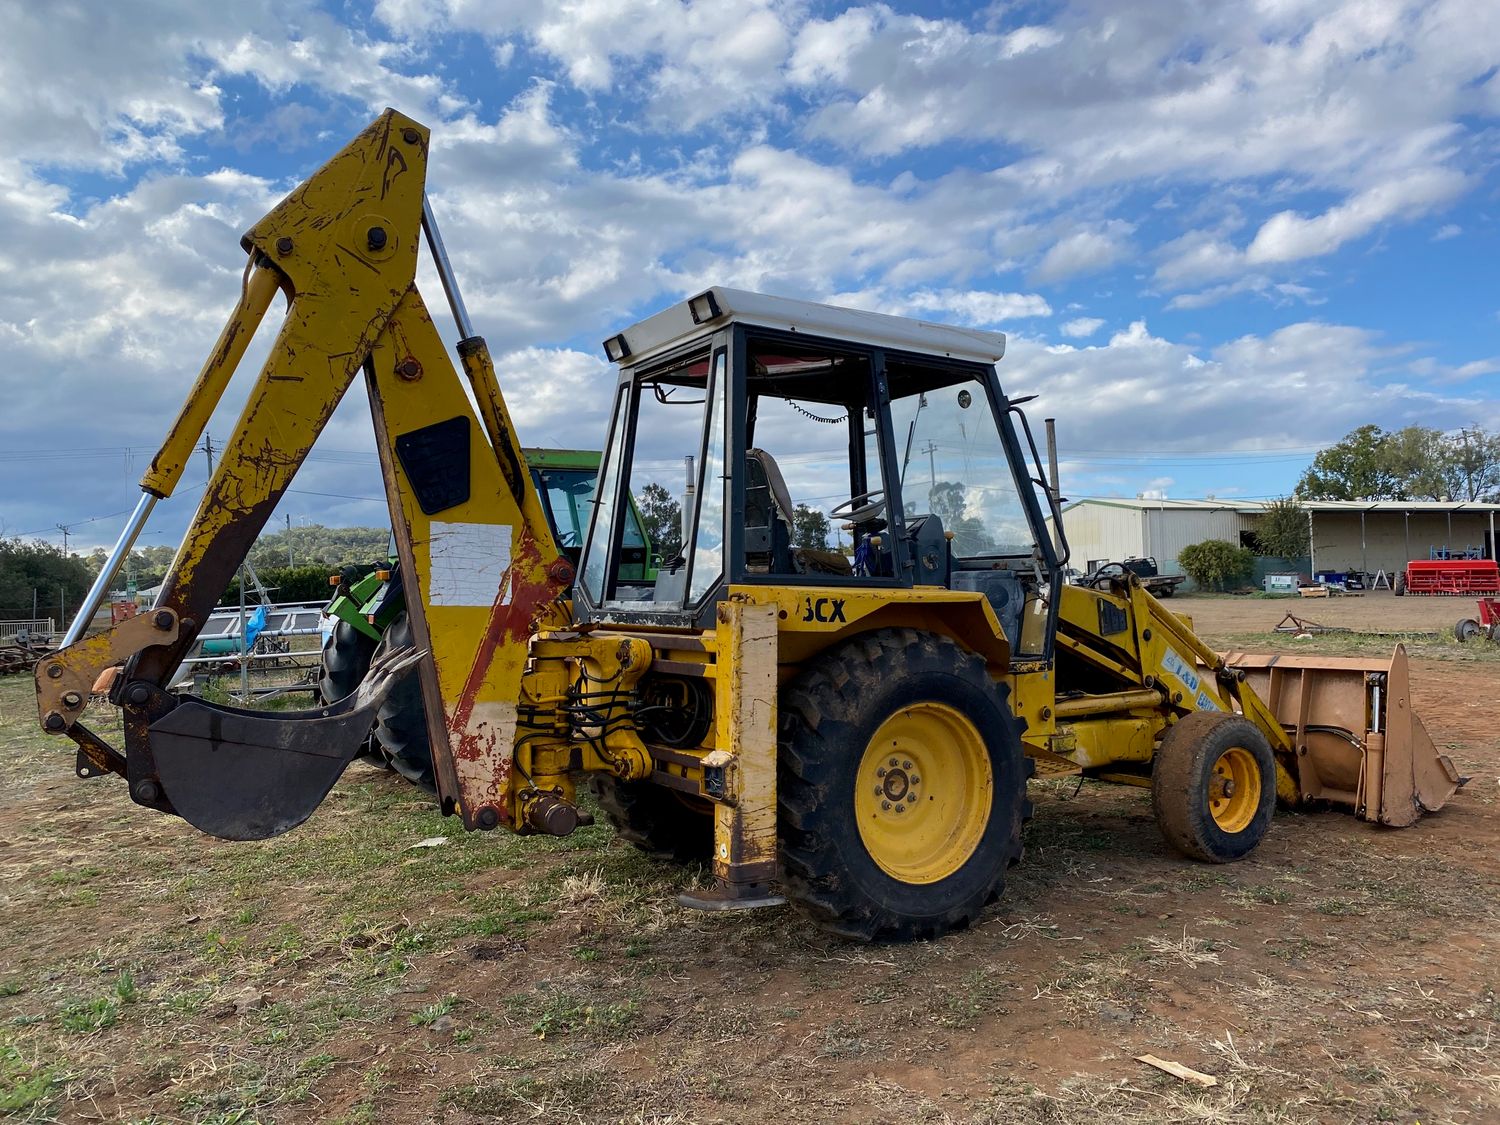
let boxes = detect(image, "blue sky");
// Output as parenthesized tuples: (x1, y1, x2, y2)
(1, 0, 1497, 553)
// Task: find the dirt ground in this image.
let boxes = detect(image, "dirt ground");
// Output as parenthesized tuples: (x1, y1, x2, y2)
(1, 591, 1497, 1124)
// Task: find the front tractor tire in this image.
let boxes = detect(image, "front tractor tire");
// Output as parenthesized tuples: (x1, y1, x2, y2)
(1151, 711, 1275, 863)
(779, 629, 1031, 943)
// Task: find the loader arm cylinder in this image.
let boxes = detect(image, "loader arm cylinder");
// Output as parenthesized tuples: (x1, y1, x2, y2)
(421, 195, 475, 339)
(139, 262, 283, 501)
(61, 492, 156, 647)
(62, 262, 283, 648)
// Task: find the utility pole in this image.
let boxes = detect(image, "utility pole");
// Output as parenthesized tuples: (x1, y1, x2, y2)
(286, 513, 294, 567)
(56, 523, 70, 556)
(922, 440, 938, 492)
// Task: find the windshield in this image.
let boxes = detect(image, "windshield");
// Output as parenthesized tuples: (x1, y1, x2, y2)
(888, 378, 1034, 557)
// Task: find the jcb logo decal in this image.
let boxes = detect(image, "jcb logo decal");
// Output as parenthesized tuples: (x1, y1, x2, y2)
(801, 597, 847, 624)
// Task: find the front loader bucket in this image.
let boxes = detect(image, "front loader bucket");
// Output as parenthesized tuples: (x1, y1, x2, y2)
(1223, 645, 1462, 826)
(147, 646, 424, 841)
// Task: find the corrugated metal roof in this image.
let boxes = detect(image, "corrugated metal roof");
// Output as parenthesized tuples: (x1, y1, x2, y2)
(1061, 497, 1500, 514)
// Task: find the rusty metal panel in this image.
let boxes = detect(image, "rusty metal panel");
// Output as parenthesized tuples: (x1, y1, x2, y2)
(711, 600, 780, 887)
(1225, 646, 1460, 824)
(367, 289, 569, 831)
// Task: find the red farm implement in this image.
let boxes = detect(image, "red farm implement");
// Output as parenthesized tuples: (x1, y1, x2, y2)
(1396, 559, 1500, 597)
(1455, 597, 1500, 642)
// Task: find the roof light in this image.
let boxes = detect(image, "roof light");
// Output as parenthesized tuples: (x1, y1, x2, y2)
(603, 333, 630, 362)
(687, 290, 722, 324)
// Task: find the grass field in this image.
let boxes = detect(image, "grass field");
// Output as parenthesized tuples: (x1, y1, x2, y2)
(0, 591, 1496, 1123)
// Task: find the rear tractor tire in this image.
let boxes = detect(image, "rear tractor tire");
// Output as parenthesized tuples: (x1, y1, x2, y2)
(319, 619, 383, 767)
(779, 628, 1031, 942)
(318, 620, 376, 706)
(591, 778, 713, 863)
(1152, 712, 1275, 863)
(370, 612, 436, 793)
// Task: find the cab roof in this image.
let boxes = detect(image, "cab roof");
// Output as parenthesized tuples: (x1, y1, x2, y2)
(603, 287, 1007, 370)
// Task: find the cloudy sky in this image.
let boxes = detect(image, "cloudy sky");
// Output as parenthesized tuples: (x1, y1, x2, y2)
(2, 0, 1498, 555)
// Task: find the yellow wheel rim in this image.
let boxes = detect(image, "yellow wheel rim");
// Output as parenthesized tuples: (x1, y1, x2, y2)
(854, 702, 993, 884)
(1208, 746, 1261, 833)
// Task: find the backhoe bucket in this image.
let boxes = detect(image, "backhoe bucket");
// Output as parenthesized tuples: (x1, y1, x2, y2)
(1223, 645, 1462, 825)
(147, 646, 424, 841)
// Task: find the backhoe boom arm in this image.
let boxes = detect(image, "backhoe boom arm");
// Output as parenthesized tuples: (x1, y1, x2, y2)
(35, 110, 569, 838)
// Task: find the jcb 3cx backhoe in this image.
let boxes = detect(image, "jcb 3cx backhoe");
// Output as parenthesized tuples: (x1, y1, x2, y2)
(36, 111, 1462, 941)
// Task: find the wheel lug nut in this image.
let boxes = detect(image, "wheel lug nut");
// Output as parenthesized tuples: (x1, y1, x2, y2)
(894, 804, 905, 813)
(873, 786, 883, 796)
(889, 758, 898, 767)
(876, 767, 887, 778)
(906, 794, 916, 803)
(902, 760, 912, 770)
(881, 800, 891, 810)
(910, 776, 920, 785)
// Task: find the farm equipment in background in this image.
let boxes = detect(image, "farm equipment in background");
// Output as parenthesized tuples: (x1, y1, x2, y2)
(1395, 558, 1500, 596)
(1, 633, 52, 677)
(32, 110, 1464, 942)
(1081, 556, 1186, 598)
(1454, 598, 1500, 643)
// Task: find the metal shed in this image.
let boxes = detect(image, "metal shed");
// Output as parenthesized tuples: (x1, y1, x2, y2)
(1050, 498, 1500, 581)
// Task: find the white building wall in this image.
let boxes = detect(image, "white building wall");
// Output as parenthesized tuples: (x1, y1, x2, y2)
(1144, 509, 1253, 573)
(1053, 503, 1145, 570)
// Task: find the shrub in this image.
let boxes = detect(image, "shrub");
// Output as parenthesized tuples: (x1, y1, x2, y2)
(1178, 539, 1254, 591)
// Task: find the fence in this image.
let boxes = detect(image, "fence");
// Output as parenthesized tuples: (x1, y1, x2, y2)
(0, 618, 56, 642)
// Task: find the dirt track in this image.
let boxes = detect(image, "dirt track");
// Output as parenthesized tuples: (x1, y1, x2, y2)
(0, 592, 1496, 1123)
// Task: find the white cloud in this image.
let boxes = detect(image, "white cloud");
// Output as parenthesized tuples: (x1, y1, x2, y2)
(1433, 223, 1462, 241)
(1165, 276, 1326, 312)
(1060, 317, 1104, 338)
(1245, 169, 1468, 265)
(1005, 319, 1498, 500)
(1032, 226, 1131, 284)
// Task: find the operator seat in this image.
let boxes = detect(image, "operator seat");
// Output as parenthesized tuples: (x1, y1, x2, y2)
(745, 448, 795, 574)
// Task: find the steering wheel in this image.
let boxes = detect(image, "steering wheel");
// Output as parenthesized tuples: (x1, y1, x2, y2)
(831, 489, 887, 523)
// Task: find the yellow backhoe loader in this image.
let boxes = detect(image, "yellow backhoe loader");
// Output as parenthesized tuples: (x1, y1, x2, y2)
(36, 111, 1463, 941)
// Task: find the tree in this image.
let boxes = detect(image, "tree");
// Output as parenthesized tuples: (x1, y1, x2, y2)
(1296, 423, 1500, 503)
(636, 483, 682, 559)
(246, 524, 391, 570)
(1255, 496, 1310, 564)
(1447, 426, 1500, 502)
(1178, 539, 1254, 592)
(1295, 425, 1396, 500)
(0, 538, 93, 622)
(1382, 427, 1449, 500)
(790, 504, 831, 549)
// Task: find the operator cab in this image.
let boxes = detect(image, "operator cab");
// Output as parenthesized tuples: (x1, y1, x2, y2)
(577, 288, 1064, 660)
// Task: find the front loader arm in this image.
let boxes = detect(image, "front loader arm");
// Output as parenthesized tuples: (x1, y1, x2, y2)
(35, 110, 570, 839)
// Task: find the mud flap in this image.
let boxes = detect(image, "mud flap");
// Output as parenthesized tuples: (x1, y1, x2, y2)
(148, 646, 424, 841)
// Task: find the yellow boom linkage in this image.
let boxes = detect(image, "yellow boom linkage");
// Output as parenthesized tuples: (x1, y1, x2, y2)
(34, 110, 570, 838)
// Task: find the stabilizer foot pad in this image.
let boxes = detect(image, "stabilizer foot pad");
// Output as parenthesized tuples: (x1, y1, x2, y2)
(678, 883, 787, 912)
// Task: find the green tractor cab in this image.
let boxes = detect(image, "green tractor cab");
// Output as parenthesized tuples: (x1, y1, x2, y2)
(317, 446, 658, 791)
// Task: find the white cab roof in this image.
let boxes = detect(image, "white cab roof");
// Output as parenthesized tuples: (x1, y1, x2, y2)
(606, 287, 1007, 368)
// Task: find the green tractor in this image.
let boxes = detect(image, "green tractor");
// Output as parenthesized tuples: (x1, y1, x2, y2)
(318, 448, 658, 789)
